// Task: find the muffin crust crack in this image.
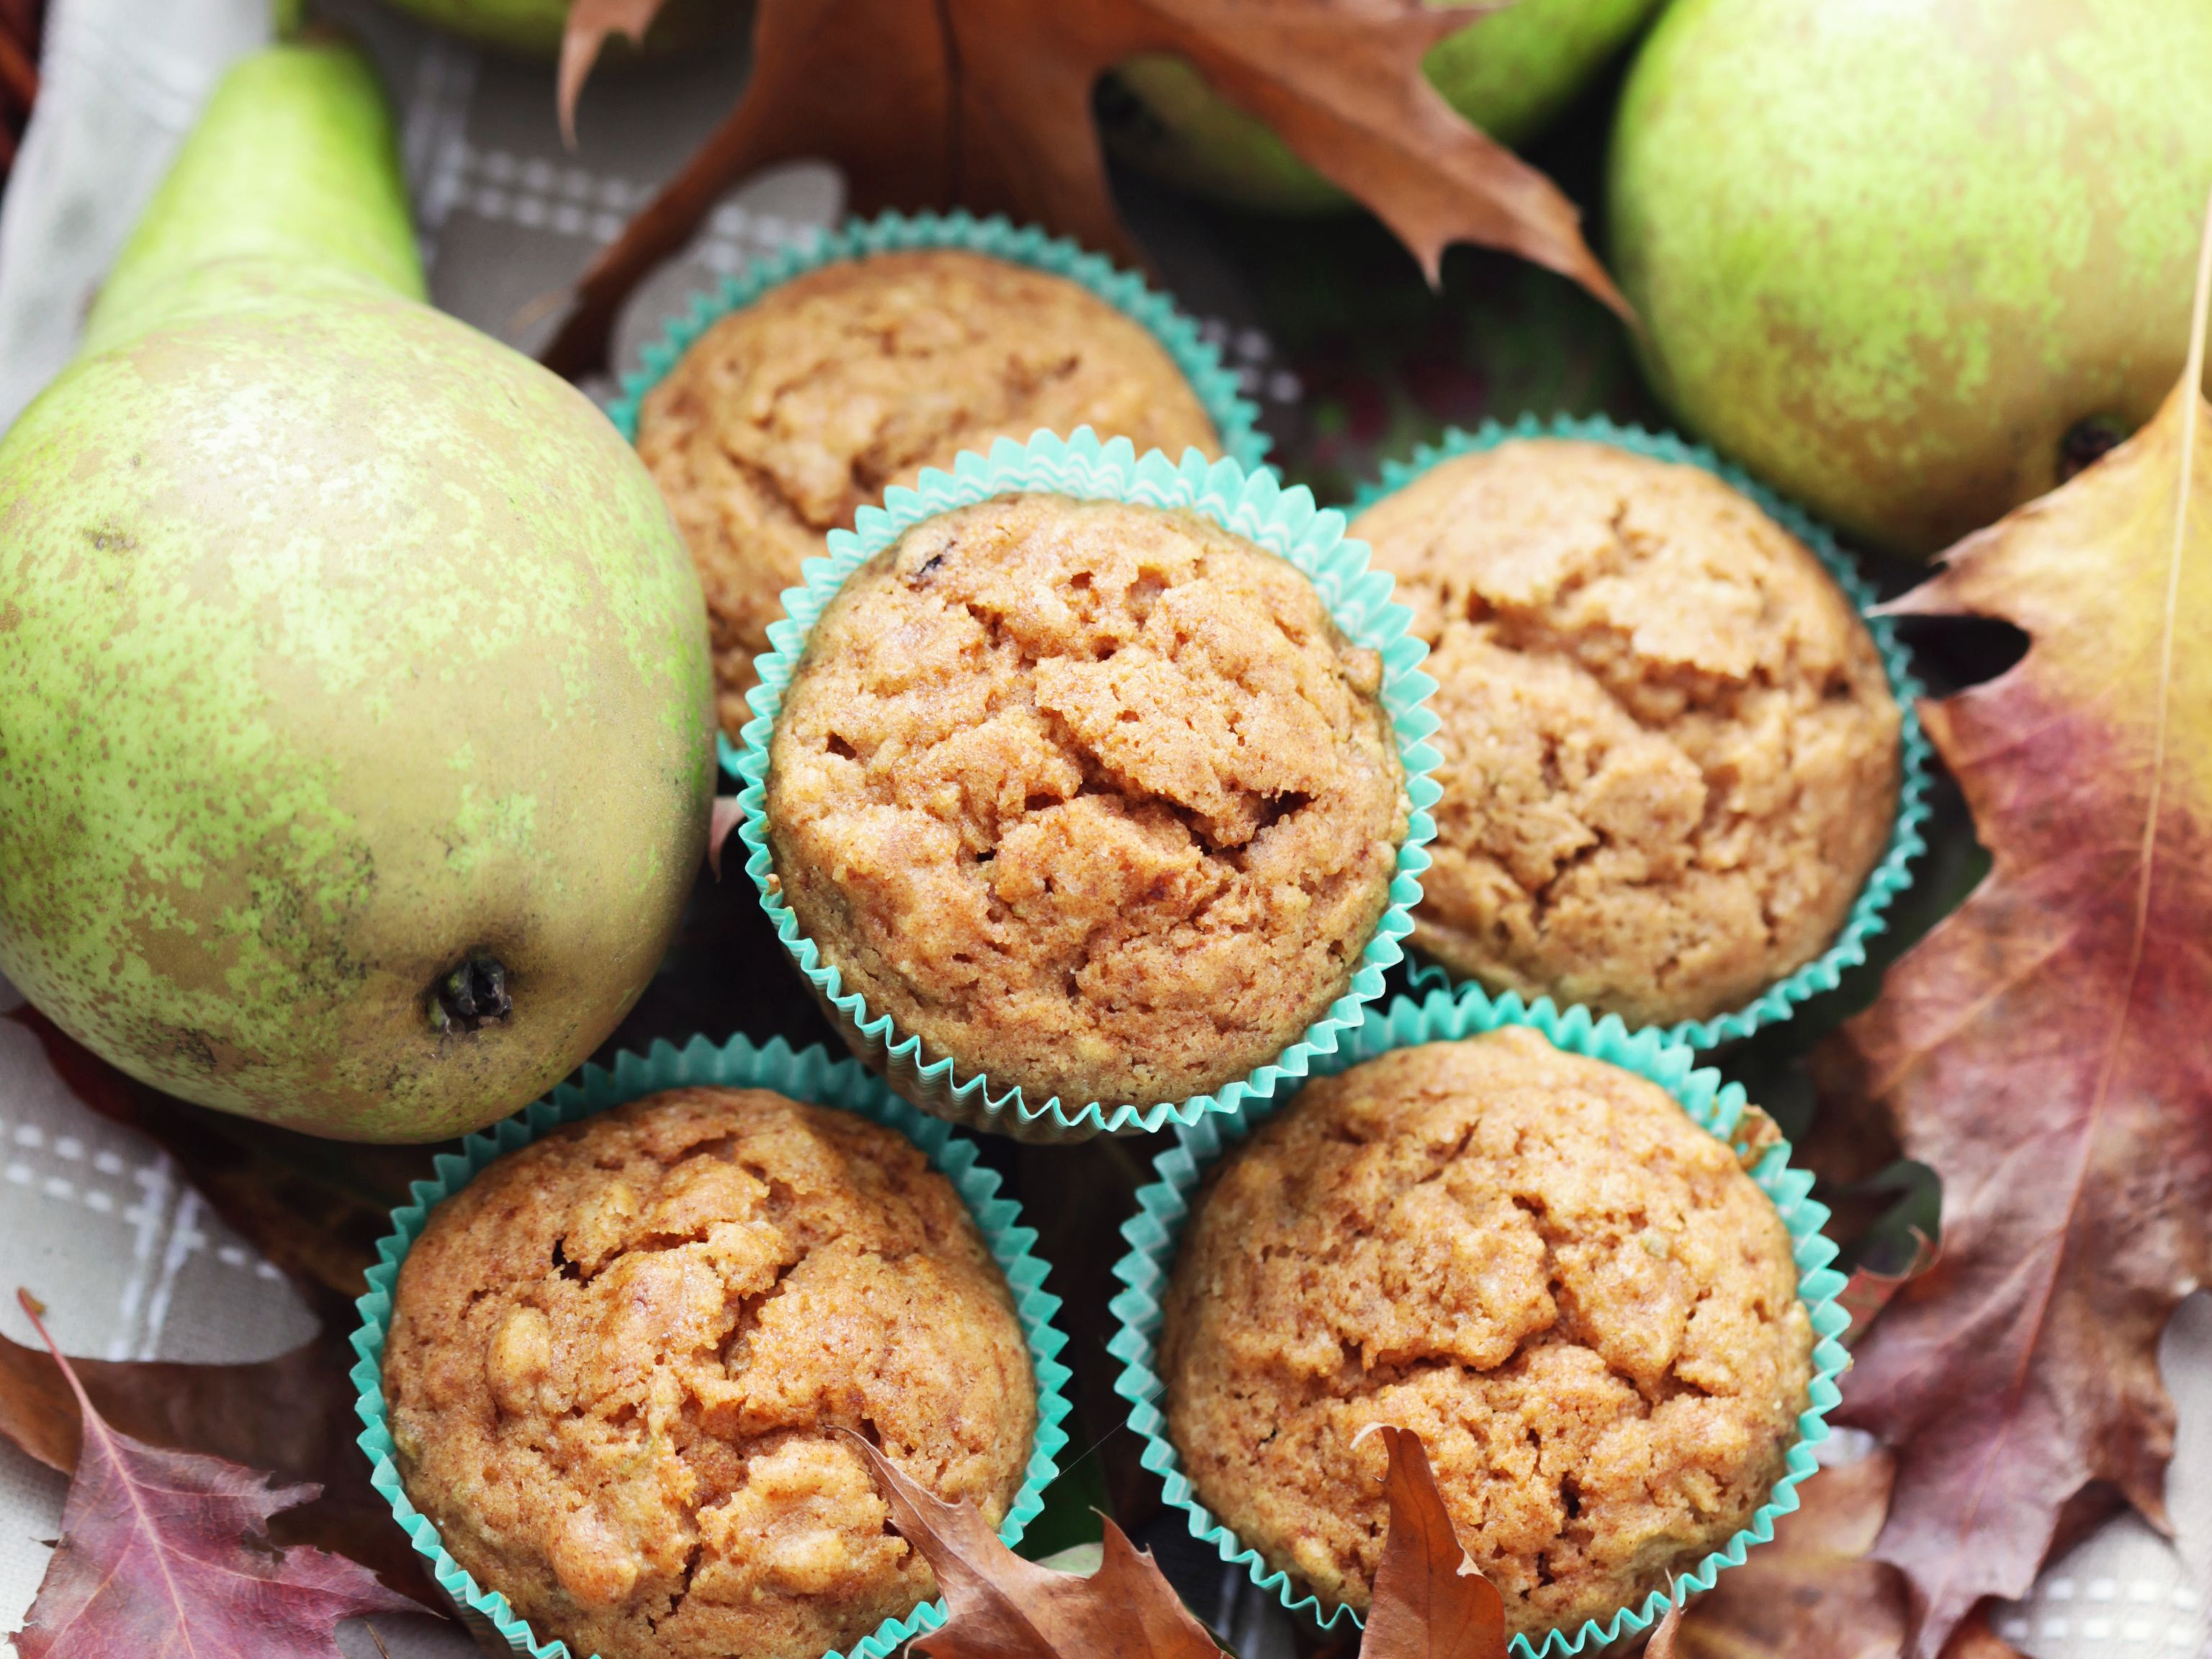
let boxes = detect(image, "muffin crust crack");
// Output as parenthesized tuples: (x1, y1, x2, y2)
(766, 493, 1408, 1107)
(382, 1089, 1038, 1659)
(1160, 1033, 1814, 1640)
(1349, 438, 1902, 1025)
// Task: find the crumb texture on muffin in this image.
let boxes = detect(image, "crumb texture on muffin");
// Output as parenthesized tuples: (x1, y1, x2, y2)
(635, 249, 1223, 733)
(765, 493, 1408, 1110)
(1159, 1030, 1814, 1640)
(382, 1089, 1036, 1659)
(1349, 439, 1901, 1026)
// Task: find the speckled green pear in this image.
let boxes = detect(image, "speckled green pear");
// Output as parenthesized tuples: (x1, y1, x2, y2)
(1608, 0, 2212, 555)
(1106, 0, 1664, 214)
(0, 42, 714, 1141)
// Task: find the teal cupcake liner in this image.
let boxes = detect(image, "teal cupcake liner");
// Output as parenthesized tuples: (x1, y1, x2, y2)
(1352, 413, 1933, 1049)
(1109, 984, 1851, 1658)
(616, 209, 1270, 788)
(608, 204, 1268, 475)
(730, 426, 1444, 1142)
(349, 1033, 1074, 1659)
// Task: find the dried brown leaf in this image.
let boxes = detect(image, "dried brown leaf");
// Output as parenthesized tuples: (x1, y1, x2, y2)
(851, 1435, 1221, 1658)
(1357, 1423, 1505, 1659)
(539, 0, 1627, 378)
(1812, 197, 2212, 1655)
(557, 0, 671, 144)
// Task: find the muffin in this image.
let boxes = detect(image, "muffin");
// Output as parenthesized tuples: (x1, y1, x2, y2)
(636, 248, 1226, 735)
(765, 492, 1408, 1110)
(381, 1089, 1037, 1659)
(1349, 439, 1902, 1027)
(1159, 1028, 1815, 1640)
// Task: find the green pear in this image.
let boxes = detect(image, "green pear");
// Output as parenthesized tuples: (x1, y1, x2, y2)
(0, 42, 714, 1142)
(1609, 0, 2212, 555)
(1105, 0, 1665, 214)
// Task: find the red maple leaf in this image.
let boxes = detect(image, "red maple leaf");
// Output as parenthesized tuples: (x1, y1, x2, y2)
(8, 1290, 418, 1658)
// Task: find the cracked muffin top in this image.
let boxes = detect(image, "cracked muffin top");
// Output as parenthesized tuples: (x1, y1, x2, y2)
(1159, 1029, 1814, 1640)
(763, 492, 1409, 1110)
(634, 248, 1224, 737)
(381, 1088, 1036, 1659)
(1349, 439, 1900, 1027)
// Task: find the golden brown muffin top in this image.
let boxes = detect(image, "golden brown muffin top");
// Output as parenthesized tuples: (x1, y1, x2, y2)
(636, 249, 1223, 735)
(382, 1088, 1035, 1659)
(765, 493, 1408, 1110)
(1160, 1029, 1814, 1640)
(1349, 439, 1900, 1026)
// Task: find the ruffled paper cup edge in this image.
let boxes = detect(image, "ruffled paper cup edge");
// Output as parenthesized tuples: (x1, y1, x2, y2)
(1352, 412, 1933, 1050)
(1107, 986, 1851, 1658)
(605, 206, 1269, 472)
(349, 1031, 1074, 1659)
(729, 428, 1444, 1142)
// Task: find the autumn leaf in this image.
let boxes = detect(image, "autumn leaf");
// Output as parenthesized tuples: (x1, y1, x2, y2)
(1644, 1600, 1683, 1658)
(1356, 1423, 1504, 1659)
(1671, 1455, 1907, 1659)
(849, 1434, 1222, 1658)
(0, 1306, 440, 1606)
(541, 0, 1629, 378)
(6, 1291, 418, 1658)
(1669, 1455, 2027, 1659)
(556, 0, 665, 145)
(1834, 1231, 1938, 1349)
(1809, 201, 2212, 1656)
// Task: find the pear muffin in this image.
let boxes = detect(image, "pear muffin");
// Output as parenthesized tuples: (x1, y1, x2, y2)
(1349, 439, 1901, 1027)
(765, 492, 1408, 1112)
(636, 248, 1225, 736)
(1159, 1029, 1814, 1641)
(381, 1089, 1036, 1659)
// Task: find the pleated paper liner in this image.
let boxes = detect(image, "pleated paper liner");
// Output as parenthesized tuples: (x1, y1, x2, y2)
(729, 428, 1444, 1142)
(1351, 413, 1934, 1049)
(1109, 984, 1852, 1658)
(350, 1032, 1074, 1659)
(611, 206, 1268, 805)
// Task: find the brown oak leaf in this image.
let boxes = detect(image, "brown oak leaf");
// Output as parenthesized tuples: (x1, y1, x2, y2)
(542, 0, 1629, 378)
(1356, 1423, 1505, 1659)
(1644, 1599, 1683, 1658)
(5, 1291, 418, 1658)
(850, 1435, 1223, 1657)
(1810, 209, 2212, 1655)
